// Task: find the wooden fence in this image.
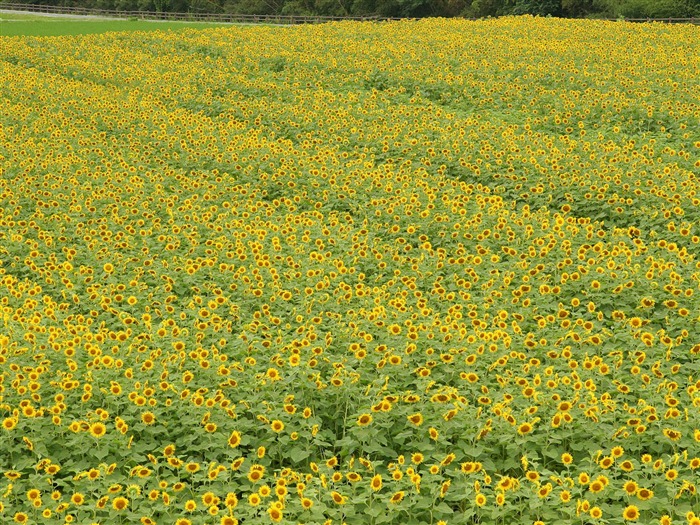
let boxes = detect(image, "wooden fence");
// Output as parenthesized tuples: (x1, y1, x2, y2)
(0, 2, 391, 23)
(0, 2, 698, 25)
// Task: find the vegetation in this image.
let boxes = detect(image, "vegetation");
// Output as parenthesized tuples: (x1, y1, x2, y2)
(1, 0, 699, 19)
(1, 16, 700, 525)
(0, 16, 231, 37)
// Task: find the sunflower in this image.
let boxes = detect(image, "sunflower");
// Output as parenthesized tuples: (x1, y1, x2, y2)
(462, 462, 483, 474)
(346, 472, 362, 483)
(407, 413, 424, 426)
(390, 491, 405, 504)
(441, 453, 456, 466)
(370, 474, 383, 491)
(589, 479, 604, 493)
(268, 506, 283, 522)
(89, 422, 107, 438)
(620, 460, 634, 472)
(228, 430, 241, 448)
(636, 487, 653, 501)
(599, 456, 614, 469)
(112, 497, 129, 511)
(623, 481, 638, 495)
(2, 418, 17, 431)
(331, 491, 346, 504)
(623, 505, 640, 521)
(537, 484, 552, 499)
(247, 468, 263, 483)
(526, 470, 540, 482)
(517, 422, 533, 435)
(357, 413, 373, 426)
(225, 493, 238, 509)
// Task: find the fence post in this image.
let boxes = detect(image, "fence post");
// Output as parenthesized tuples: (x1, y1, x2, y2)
(2, 5, 700, 24)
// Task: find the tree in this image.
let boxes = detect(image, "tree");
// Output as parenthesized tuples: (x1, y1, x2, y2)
(512, 0, 562, 16)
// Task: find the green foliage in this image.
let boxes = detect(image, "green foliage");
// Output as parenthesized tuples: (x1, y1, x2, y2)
(2, 0, 697, 18)
(0, 18, 230, 35)
(1, 15, 699, 525)
(512, 0, 561, 16)
(618, 0, 698, 17)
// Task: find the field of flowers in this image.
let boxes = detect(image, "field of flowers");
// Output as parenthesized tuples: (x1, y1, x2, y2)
(1, 16, 699, 525)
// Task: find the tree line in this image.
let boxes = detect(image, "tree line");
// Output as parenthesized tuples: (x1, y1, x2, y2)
(4, 0, 699, 24)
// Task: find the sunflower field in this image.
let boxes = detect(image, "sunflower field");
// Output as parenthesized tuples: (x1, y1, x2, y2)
(1, 16, 699, 525)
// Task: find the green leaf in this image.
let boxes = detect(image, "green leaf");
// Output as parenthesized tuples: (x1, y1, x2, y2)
(335, 435, 355, 448)
(289, 447, 311, 463)
(434, 502, 455, 515)
(366, 506, 383, 517)
(93, 447, 110, 461)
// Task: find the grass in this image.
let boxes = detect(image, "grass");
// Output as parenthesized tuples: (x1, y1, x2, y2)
(0, 12, 233, 36)
(0, 11, 51, 20)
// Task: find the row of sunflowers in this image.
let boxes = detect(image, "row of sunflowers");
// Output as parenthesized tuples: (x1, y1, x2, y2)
(1, 16, 699, 525)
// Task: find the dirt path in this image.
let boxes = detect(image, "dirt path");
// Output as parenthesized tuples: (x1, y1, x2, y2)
(0, 8, 125, 20)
